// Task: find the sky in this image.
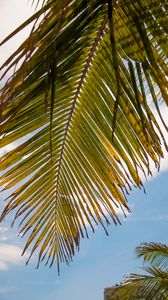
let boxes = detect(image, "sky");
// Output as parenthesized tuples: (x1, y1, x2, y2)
(0, 1, 168, 300)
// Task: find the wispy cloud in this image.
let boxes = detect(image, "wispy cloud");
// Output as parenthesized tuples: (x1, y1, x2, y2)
(0, 237, 8, 242)
(0, 226, 8, 233)
(0, 226, 8, 243)
(0, 0, 33, 63)
(123, 214, 168, 223)
(0, 243, 29, 271)
(148, 215, 168, 221)
(0, 287, 12, 294)
(0, 261, 8, 271)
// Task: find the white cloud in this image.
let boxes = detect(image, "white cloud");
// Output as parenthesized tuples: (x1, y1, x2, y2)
(0, 0, 33, 63)
(0, 261, 8, 271)
(0, 237, 8, 242)
(0, 0, 34, 88)
(0, 243, 29, 271)
(0, 227, 8, 242)
(160, 158, 168, 173)
(0, 226, 8, 233)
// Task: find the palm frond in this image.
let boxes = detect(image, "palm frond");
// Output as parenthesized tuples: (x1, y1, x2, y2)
(0, 0, 168, 269)
(112, 266, 168, 300)
(109, 242, 168, 300)
(136, 242, 168, 270)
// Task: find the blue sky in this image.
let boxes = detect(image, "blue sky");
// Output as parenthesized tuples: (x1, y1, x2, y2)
(0, 1, 168, 300)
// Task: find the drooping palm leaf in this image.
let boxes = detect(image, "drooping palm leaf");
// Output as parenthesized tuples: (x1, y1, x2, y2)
(0, 0, 168, 269)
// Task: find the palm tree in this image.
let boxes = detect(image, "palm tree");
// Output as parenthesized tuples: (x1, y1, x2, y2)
(109, 242, 168, 299)
(0, 0, 168, 270)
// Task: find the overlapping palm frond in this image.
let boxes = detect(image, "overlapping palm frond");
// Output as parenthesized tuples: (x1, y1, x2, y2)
(0, 0, 168, 269)
(136, 242, 168, 269)
(110, 242, 168, 300)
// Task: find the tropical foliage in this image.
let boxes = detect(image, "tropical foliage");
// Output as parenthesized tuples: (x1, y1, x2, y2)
(110, 242, 168, 299)
(0, 0, 168, 270)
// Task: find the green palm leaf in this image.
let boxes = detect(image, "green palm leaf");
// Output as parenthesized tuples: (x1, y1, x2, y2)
(0, 0, 168, 269)
(136, 242, 168, 270)
(108, 242, 168, 300)
(113, 268, 168, 300)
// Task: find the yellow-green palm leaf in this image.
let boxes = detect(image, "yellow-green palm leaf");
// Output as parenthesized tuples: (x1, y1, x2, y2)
(0, 0, 168, 270)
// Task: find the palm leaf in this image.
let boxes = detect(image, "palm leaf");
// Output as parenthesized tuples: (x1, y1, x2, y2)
(136, 242, 168, 270)
(112, 267, 168, 300)
(0, 0, 168, 269)
(108, 242, 168, 300)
